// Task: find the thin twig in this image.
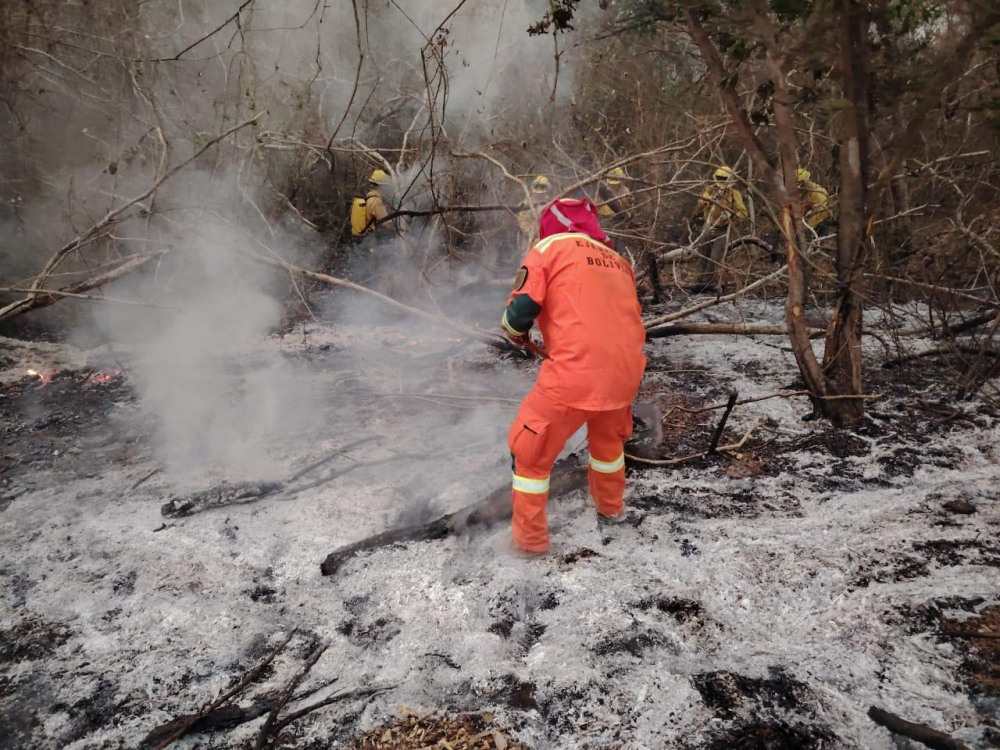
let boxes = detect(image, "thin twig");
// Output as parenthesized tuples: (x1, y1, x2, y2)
(271, 686, 395, 734)
(0, 113, 263, 324)
(0, 287, 177, 310)
(149, 629, 296, 750)
(245, 252, 514, 352)
(707, 391, 738, 455)
(325, 0, 363, 152)
(626, 419, 765, 467)
(129, 467, 161, 492)
(643, 263, 789, 329)
(253, 642, 329, 750)
(286, 437, 377, 484)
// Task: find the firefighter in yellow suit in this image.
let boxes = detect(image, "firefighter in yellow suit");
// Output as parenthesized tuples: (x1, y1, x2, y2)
(796, 168, 833, 236)
(517, 175, 553, 246)
(597, 167, 634, 220)
(350, 169, 391, 237)
(693, 165, 748, 292)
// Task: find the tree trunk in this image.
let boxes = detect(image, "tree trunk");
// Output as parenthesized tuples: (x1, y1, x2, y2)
(763, 46, 830, 411)
(821, 0, 870, 425)
(683, 3, 878, 423)
(782, 205, 829, 412)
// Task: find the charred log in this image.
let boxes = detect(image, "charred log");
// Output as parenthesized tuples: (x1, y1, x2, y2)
(867, 706, 970, 750)
(161, 481, 283, 518)
(320, 458, 587, 576)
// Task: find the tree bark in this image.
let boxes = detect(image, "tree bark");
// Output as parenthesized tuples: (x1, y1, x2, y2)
(751, 1, 834, 414)
(821, 0, 870, 424)
(683, 5, 844, 419)
(782, 205, 829, 410)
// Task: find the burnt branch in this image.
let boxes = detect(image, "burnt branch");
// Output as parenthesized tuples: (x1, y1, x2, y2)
(320, 457, 587, 576)
(867, 706, 971, 750)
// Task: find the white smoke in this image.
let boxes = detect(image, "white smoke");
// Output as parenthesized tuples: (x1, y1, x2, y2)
(1, 0, 589, 481)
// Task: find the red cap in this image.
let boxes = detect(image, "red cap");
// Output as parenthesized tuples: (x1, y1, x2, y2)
(538, 198, 607, 243)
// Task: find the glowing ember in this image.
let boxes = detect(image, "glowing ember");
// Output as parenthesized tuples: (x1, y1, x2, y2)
(86, 370, 124, 386)
(26, 368, 57, 385)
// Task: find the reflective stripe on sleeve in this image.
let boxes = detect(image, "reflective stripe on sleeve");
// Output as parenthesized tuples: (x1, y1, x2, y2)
(588, 452, 625, 473)
(512, 473, 550, 494)
(501, 309, 527, 336)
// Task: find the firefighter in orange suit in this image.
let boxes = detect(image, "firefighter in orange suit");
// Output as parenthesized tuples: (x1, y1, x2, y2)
(501, 198, 647, 554)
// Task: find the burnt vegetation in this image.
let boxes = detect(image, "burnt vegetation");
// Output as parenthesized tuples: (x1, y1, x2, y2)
(1, 0, 999, 749)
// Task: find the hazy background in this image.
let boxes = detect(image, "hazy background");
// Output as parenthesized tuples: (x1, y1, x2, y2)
(0, 0, 582, 482)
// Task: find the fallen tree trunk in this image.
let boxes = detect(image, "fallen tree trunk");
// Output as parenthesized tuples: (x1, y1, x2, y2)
(867, 707, 970, 750)
(247, 253, 516, 353)
(888, 310, 999, 338)
(643, 263, 788, 329)
(161, 480, 284, 518)
(645, 319, 982, 340)
(646, 322, 824, 339)
(320, 457, 587, 576)
(658, 235, 774, 264)
(882, 344, 997, 369)
(0, 251, 168, 324)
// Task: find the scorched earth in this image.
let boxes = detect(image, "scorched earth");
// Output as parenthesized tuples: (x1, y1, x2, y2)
(1, 299, 998, 749)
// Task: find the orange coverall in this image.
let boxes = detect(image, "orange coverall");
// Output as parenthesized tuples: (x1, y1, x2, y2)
(503, 231, 647, 552)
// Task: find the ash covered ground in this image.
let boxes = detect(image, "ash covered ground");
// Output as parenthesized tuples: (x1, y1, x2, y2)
(1, 298, 998, 749)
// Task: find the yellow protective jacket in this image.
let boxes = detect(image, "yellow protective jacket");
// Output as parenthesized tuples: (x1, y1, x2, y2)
(697, 184, 748, 229)
(517, 205, 545, 246)
(800, 181, 831, 229)
(351, 189, 390, 237)
(597, 182, 634, 219)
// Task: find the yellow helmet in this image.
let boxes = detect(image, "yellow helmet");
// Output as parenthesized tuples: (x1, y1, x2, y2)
(607, 167, 626, 185)
(369, 169, 390, 186)
(531, 175, 551, 194)
(713, 166, 735, 182)
(795, 167, 811, 183)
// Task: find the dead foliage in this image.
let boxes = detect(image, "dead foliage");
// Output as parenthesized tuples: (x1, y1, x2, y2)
(942, 605, 1000, 696)
(352, 710, 527, 750)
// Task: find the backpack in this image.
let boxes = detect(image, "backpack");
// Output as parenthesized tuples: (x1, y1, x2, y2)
(350, 197, 369, 236)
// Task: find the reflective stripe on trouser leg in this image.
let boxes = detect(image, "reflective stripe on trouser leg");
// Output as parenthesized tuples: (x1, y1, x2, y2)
(508, 387, 589, 552)
(588, 452, 624, 473)
(588, 461, 625, 517)
(512, 473, 550, 494)
(512, 473, 550, 552)
(586, 406, 631, 518)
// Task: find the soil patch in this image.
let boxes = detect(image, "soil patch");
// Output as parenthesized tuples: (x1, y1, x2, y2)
(692, 668, 837, 749)
(0, 615, 71, 664)
(941, 604, 1000, 699)
(0, 371, 141, 489)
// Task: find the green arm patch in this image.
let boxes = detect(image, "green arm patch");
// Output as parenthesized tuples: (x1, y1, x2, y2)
(502, 293, 542, 335)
